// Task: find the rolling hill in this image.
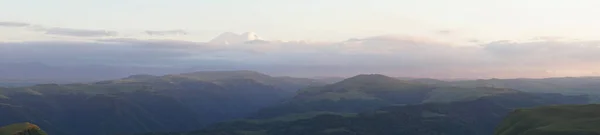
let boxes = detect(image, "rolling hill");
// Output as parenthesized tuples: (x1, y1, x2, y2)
(0, 71, 324, 135)
(128, 74, 589, 135)
(249, 74, 543, 119)
(137, 91, 590, 135)
(3, 72, 597, 135)
(495, 104, 600, 135)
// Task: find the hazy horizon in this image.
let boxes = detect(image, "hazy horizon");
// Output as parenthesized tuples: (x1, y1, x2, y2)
(2, 0, 600, 79)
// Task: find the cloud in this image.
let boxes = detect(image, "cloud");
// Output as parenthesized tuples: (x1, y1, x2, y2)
(483, 40, 600, 63)
(2, 35, 600, 78)
(44, 27, 118, 37)
(532, 36, 564, 41)
(145, 30, 188, 36)
(468, 39, 480, 43)
(0, 40, 205, 67)
(0, 21, 30, 27)
(0, 21, 119, 38)
(97, 38, 205, 49)
(436, 30, 452, 35)
(0, 38, 264, 68)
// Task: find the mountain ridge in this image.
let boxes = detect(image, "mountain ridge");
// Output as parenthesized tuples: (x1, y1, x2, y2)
(0, 70, 325, 135)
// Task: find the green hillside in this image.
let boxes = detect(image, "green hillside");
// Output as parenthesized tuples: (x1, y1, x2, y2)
(0, 71, 319, 135)
(138, 92, 590, 135)
(129, 74, 590, 135)
(495, 104, 600, 135)
(0, 123, 47, 135)
(2, 72, 597, 135)
(295, 74, 435, 102)
(250, 74, 543, 119)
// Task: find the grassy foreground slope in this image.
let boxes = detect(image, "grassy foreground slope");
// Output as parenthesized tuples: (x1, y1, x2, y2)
(0, 123, 47, 135)
(495, 104, 600, 135)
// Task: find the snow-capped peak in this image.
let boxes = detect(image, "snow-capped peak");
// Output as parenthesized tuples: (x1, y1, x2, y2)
(242, 32, 260, 41)
(209, 32, 262, 44)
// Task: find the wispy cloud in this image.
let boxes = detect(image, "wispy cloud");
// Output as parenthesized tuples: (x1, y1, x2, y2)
(436, 30, 452, 35)
(3, 35, 600, 78)
(468, 39, 480, 43)
(2, 21, 600, 78)
(0, 21, 30, 27)
(145, 30, 188, 36)
(45, 27, 118, 37)
(0, 21, 118, 37)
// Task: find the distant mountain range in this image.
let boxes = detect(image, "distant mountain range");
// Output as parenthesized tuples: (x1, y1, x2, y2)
(0, 62, 188, 84)
(406, 77, 600, 95)
(5, 64, 600, 97)
(0, 71, 325, 135)
(2, 71, 599, 135)
(0, 63, 344, 87)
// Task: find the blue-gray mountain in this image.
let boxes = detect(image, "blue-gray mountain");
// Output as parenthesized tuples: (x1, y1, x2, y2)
(1, 72, 596, 135)
(135, 74, 592, 135)
(0, 71, 326, 135)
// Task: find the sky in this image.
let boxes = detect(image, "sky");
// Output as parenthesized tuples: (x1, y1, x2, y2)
(2, 0, 600, 79)
(3, 0, 600, 41)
